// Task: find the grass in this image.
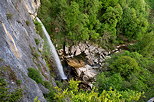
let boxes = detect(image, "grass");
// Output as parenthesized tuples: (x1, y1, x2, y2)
(35, 38, 40, 45)
(34, 20, 44, 38)
(28, 68, 43, 84)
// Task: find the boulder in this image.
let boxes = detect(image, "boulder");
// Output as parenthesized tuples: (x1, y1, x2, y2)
(75, 46, 81, 56)
(67, 58, 85, 68)
(75, 65, 98, 80)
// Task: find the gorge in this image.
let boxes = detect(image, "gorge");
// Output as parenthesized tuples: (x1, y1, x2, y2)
(0, 0, 154, 102)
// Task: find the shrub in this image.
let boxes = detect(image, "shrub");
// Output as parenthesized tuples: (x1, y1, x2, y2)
(25, 20, 30, 26)
(34, 97, 40, 102)
(34, 20, 44, 38)
(16, 80, 22, 86)
(42, 81, 56, 101)
(27, 68, 43, 84)
(96, 73, 123, 92)
(54, 79, 142, 102)
(34, 38, 40, 45)
(109, 56, 140, 77)
(0, 78, 23, 102)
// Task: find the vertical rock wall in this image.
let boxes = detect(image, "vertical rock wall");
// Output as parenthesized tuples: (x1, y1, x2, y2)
(0, 0, 48, 101)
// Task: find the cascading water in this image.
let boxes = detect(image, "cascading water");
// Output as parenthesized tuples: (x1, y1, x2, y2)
(36, 17, 67, 80)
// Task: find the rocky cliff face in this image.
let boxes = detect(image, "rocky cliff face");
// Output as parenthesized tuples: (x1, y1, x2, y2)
(0, 0, 49, 101)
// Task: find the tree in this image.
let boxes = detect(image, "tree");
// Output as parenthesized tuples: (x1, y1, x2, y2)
(109, 56, 139, 77)
(134, 32, 154, 57)
(99, 4, 123, 43)
(117, 0, 149, 41)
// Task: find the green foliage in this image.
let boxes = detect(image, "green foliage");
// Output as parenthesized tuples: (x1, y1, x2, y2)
(34, 38, 40, 45)
(96, 51, 154, 101)
(96, 73, 123, 92)
(0, 78, 23, 102)
(109, 56, 139, 77)
(120, 90, 143, 102)
(101, 0, 119, 9)
(117, 0, 149, 41)
(34, 20, 43, 38)
(38, 0, 152, 50)
(132, 32, 154, 57)
(25, 20, 30, 26)
(6, 13, 13, 19)
(36, 0, 154, 101)
(34, 96, 40, 102)
(27, 68, 43, 84)
(146, 0, 154, 9)
(16, 80, 22, 86)
(38, 0, 52, 34)
(54, 79, 143, 102)
(42, 81, 56, 101)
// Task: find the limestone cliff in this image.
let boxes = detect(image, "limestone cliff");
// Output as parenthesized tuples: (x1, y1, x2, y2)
(0, 0, 49, 101)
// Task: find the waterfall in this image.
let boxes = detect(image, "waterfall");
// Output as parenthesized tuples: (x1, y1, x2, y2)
(36, 17, 67, 80)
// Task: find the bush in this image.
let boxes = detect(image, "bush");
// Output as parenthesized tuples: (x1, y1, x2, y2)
(54, 79, 143, 102)
(96, 73, 123, 92)
(0, 78, 23, 102)
(104, 51, 154, 101)
(109, 56, 140, 77)
(34, 20, 43, 38)
(25, 20, 30, 26)
(34, 38, 40, 45)
(28, 68, 43, 84)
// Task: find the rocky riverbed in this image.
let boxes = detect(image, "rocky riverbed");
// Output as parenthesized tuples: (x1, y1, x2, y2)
(58, 42, 112, 88)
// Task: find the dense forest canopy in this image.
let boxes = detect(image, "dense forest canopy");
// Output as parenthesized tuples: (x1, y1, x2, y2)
(38, 0, 153, 53)
(37, 0, 154, 101)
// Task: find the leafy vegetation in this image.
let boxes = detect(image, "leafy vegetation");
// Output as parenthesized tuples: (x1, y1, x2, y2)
(37, 0, 154, 101)
(38, 0, 152, 49)
(28, 68, 43, 84)
(96, 51, 154, 101)
(6, 13, 13, 20)
(53, 79, 143, 102)
(0, 78, 23, 102)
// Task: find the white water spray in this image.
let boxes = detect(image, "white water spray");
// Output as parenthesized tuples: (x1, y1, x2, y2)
(36, 17, 67, 80)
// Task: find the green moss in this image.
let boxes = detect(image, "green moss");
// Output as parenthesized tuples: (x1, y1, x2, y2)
(35, 38, 40, 45)
(34, 96, 40, 102)
(0, 78, 23, 102)
(25, 20, 30, 26)
(28, 68, 43, 84)
(6, 13, 13, 19)
(16, 80, 22, 86)
(34, 20, 44, 38)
